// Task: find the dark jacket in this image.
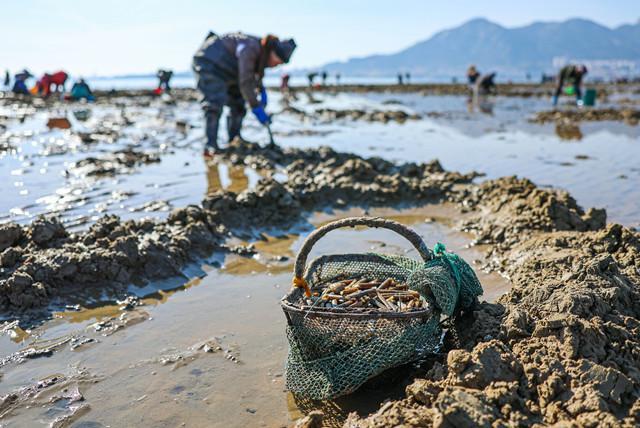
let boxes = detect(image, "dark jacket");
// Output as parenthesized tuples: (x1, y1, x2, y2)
(193, 32, 264, 108)
(555, 65, 584, 98)
(558, 65, 583, 85)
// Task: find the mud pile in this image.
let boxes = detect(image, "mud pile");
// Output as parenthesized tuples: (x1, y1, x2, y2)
(531, 108, 640, 125)
(314, 108, 420, 123)
(284, 153, 474, 208)
(280, 106, 420, 123)
(273, 129, 334, 137)
(0, 140, 15, 154)
(346, 176, 640, 427)
(554, 121, 584, 141)
(616, 97, 640, 106)
(74, 125, 121, 144)
(0, 214, 223, 310)
(70, 148, 161, 177)
(92, 88, 200, 103)
(456, 176, 606, 254)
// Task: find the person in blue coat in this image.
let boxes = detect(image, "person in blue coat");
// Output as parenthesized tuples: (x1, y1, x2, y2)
(70, 79, 95, 101)
(12, 70, 32, 95)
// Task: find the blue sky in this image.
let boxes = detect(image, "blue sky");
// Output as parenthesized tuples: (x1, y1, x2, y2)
(1, 0, 638, 76)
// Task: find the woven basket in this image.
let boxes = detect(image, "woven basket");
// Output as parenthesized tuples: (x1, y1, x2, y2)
(281, 217, 444, 399)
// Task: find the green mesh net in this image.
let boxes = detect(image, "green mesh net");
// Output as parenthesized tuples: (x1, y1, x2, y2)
(281, 243, 483, 400)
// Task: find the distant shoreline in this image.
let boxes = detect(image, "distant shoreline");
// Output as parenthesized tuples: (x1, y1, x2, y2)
(78, 82, 640, 98)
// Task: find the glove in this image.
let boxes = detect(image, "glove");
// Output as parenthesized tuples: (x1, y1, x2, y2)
(552, 95, 558, 106)
(259, 87, 268, 108)
(252, 106, 271, 125)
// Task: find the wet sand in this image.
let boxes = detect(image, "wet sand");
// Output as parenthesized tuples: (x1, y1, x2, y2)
(1, 84, 639, 427)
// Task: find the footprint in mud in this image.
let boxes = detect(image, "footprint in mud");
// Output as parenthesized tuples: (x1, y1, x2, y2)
(190, 368, 204, 377)
(170, 385, 186, 395)
(154, 337, 240, 371)
(72, 422, 106, 428)
(0, 370, 98, 426)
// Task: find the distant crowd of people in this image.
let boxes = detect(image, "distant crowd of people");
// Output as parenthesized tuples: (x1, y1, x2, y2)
(3, 68, 177, 102)
(3, 31, 591, 159)
(4, 69, 95, 101)
(301, 71, 340, 88)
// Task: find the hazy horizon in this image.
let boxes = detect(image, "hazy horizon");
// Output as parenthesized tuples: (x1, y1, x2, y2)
(1, 0, 638, 77)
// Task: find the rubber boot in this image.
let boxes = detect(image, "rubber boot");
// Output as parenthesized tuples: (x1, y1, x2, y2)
(204, 109, 221, 153)
(226, 110, 245, 143)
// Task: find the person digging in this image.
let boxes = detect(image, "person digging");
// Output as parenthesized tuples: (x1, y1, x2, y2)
(192, 32, 296, 156)
(553, 64, 588, 107)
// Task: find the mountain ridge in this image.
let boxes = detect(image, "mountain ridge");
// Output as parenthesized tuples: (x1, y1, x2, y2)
(319, 17, 640, 78)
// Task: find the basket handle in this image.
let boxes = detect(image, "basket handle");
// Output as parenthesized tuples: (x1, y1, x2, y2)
(293, 216, 433, 296)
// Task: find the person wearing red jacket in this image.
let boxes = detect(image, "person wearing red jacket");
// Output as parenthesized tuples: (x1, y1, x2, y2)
(37, 71, 68, 97)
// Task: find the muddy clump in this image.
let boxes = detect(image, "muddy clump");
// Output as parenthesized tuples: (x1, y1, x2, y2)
(74, 126, 120, 144)
(0, 140, 15, 153)
(555, 121, 583, 140)
(456, 176, 606, 255)
(531, 108, 640, 125)
(314, 108, 420, 123)
(71, 148, 161, 177)
(615, 97, 640, 106)
(280, 106, 419, 123)
(220, 139, 479, 207)
(273, 129, 334, 137)
(0, 211, 223, 312)
(0, 223, 24, 251)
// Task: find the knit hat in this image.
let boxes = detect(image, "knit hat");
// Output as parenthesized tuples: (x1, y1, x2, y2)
(274, 39, 297, 64)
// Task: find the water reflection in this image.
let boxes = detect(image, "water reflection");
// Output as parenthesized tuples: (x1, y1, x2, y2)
(204, 158, 250, 195)
(56, 277, 203, 325)
(555, 121, 583, 141)
(466, 96, 495, 115)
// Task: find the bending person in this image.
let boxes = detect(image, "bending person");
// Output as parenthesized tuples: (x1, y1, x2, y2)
(553, 64, 587, 106)
(12, 70, 32, 95)
(70, 78, 95, 101)
(192, 32, 296, 155)
(37, 71, 68, 97)
(467, 66, 496, 97)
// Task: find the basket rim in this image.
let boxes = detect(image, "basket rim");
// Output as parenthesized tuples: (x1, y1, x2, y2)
(280, 296, 434, 320)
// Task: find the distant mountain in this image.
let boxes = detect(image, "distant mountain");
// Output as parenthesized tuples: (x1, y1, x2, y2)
(320, 18, 640, 78)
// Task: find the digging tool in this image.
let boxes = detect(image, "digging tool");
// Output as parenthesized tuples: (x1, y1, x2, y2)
(265, 123, 276, 149)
